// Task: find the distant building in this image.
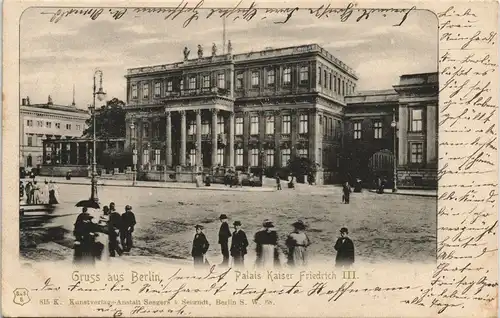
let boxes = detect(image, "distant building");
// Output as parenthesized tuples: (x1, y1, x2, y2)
(20, 95, 88, 169)
(123, 43, 437, 188)
(344, 72, 438, 189)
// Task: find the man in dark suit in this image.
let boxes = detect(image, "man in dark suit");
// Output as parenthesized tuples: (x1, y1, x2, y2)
(108, 203, 123, 257)
(230, 221, 248, 267)
(334, 227, 355, 267)
(218, 214, 231, 266)
(121, 205, 137, 252)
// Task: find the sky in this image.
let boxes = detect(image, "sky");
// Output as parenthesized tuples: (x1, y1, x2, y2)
(20, 6, 438, 110)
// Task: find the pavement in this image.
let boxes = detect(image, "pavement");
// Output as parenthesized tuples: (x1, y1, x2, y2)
(28, 176, 437, 196)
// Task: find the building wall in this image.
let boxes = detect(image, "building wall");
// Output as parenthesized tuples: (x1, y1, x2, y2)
(20, 101, 88, 168)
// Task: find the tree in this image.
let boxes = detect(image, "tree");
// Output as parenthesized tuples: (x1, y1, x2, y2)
(83, 98, 126, 140)
(101, 149, 133, 171)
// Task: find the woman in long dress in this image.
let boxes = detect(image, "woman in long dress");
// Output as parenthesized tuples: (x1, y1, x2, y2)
(254, 220, 278, 268)
(286, 220, 310, 267)
(48, 181, 59, 204)
(32, 181, 40, 204)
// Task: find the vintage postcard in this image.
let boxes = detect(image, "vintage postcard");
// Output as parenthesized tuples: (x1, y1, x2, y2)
(2, 0, 498, 317)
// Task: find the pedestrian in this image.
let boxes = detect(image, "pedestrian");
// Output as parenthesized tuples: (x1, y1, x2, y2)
(230, 221, 248, 267)
(254, 219, 278, 268)
(73, 208, 99, 265)
(32, 181, 40, 204)
(42, 180, 50, 204)
(218, 214, 231, 266)
(108, 203, 123, 257)
(121, 205, 136, 252)
(342, 181, 351, 204)
(286, 220, 310, 267)
(334, 227, 355, 268)
(191, 225, 210, 268)
(276, 174, 282, 190)
(25, 181, 32, 204)
(48, 181, 59, 204)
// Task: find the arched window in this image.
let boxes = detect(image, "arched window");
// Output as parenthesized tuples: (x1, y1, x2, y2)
(27, 154, 33, 167)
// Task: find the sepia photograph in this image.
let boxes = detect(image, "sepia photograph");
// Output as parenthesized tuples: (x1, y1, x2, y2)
(19, 6, 439, 269)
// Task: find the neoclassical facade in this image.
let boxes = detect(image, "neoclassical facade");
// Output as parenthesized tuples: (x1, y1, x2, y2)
(20, 96, 88, 168)
(125, 44, 357, 184)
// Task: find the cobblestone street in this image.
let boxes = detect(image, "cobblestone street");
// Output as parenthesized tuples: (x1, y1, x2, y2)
(24, 183, 437, 265)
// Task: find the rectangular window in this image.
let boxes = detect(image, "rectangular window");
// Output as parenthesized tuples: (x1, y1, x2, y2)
(189, 76, 196, 89)
(143, 83, 149, 99)
(267, 69, 275, 86)
(354, 122, 362, 140)
(189, 149, 196, 166)
(236, 148, 244, 166)
(297, 149, 308, 158)
(66, 124, 72, 130)
(132, 83, 138, 98)
(281, 148, 291, 166)
(323, 116, 328, 136)
(250, 116, 259, 135)
(27, 136, 33, 147)
(250, 148, 259, 167)
(143, 123, 149, 138)
(154, 82, 161, 97)
(180, 79, 184, 91)
(46, 121, 51, 128)
(337, 78, 341, 94)
(411, 109, 423, 132)
(154, 149, 161, 165)
(299, 114, 308, 134)
(251, 71, 260, 88)
(324, 70, 328, 88)
(235, 117, 243, 135)
(37, 120, 43, 127)
(76, 124, 81, 130)
(342, 80, 345, 95)
(217, 116, 224, 134)
(202, 120, 210, 135)
(374, 120, 383, 139)
(55, 123, 60, 129)
(142, 149, 150, 164)
(265, 115, 274, 134)
(217, 148, 224, 166)
(318, 67, 322, 85)
(282, 115, 291, 134)
(333, 75, 337, 93)
(26, 119, 33, 126)
(299, 66, 308, 84)
(203, 75, 210, 88)
(283, 67, 291, 85)
(411, 143, 424, 163)
(167, 80, 173, 92)
(329, 74, 333, 90)
(217, 73, 225, 89)
(236, 73, 244, 89)
(265, 149, 274, 167)
(189, 120, 198, 135)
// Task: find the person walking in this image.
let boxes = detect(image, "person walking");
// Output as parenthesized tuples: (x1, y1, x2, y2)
(108, 204, 123, 257)
(276, 174, 282, 190)
(286, 220, 310, 267)
(230, 221, 248, 267)
(218, 214, 231, 266)
(41, 180, 50, 204)
(254, 219, 278, 268)
(48, 181, 59, 204)
(191, 225, 210, 268)
(334, 227, 355, 268)
(32, 181, 40, 204)
(73, 208, 99, 264)
(25, 181, 33, 204)
(342, 181, 351, 204)
(121, 205, 136, 252)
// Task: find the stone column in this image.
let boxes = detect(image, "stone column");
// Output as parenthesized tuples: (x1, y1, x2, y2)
(180, 110, 186, 166)
(166, 111, 173, 167)
(229, 112, 235, 168)
(58, 143, 63, 163)
(195, 110, 202, 167)
(211, 109, 218, 166)
(76, 142, 80, 165)
(291, 109, 298, 159)
(398, 105, 408, 166)
(426, 105, 437, 166)
(274, 110, 281, 167)
(42, 141, 47, 164)
(243, 111, 250, 167)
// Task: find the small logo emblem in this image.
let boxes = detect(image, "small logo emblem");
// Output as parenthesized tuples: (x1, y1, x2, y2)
(13, 288, 31, 306)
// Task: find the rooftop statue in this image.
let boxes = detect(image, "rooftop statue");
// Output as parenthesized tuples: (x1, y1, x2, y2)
(183, 47, 190, 60)
(197, 44, 203, 58)
(212, 43, 217, 56)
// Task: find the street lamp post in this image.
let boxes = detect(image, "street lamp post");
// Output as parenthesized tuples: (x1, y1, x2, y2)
(391, 112, 398, 193)
(90, 69, 106, 203)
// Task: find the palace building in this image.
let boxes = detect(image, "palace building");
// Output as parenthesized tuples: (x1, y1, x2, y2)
(20, 95, 89, 169)
(124, 43, 438, 188)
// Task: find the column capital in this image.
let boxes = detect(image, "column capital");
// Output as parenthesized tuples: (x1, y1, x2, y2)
(229, 111, 235, 118)
(210, 108, 219, 114)
(258, 110, 265, 116)
(179, 110, 186, 116)
(165, 111, 171, 118)
(194, 109, 202, 115)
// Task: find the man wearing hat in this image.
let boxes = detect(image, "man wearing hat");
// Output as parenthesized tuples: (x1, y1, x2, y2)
(218, 214, 232, 266)
(108, 203, 123, 257)
(334, 227, 355, 267)
(121, 205, 137, 252)
(192, 225, 210, 267)
(230, 221, 249, 267)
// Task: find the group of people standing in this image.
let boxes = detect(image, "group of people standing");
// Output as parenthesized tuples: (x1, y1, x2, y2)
(73, 202, 137, 264)
(192, 215, 353, 268)
(21, 179, 59, 205)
